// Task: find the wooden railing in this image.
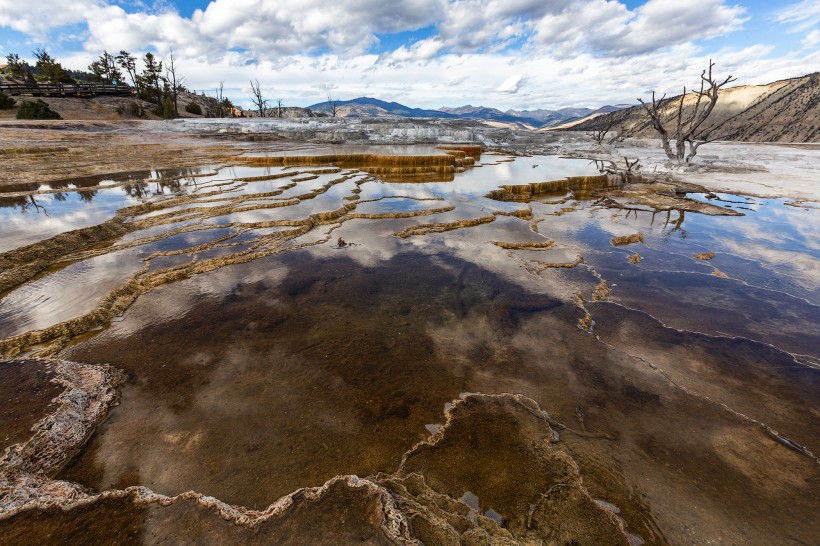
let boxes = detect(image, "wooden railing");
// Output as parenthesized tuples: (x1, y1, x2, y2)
(0, 82, 134, 97)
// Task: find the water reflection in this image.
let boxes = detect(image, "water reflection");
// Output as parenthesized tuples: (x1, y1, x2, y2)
(0, 147, 818, 545)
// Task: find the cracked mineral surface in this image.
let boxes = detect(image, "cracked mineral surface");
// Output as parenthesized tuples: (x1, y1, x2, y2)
(0, 120, 818, 545)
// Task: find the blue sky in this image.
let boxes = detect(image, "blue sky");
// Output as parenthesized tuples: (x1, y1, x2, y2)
(0, 0, 817, 110)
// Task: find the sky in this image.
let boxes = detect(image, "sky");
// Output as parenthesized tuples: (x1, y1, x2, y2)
(0, 0, 818, 111)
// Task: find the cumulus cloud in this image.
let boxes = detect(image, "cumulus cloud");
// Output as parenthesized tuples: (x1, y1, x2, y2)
(496, 73, 524, 93)
(0, 0, 103, 37)
(1, 0, 749, 60)
(535, 0, 747, 56)
(388, 37, 445, 63)
(82, 0, 445, 58)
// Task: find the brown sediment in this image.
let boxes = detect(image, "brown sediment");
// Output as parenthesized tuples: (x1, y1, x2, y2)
(349, 206, 456, 221)
(0, 127, 242, 189)
(393, 214, 496, 238)
(598, 183, 744, 217)
(784, 200, 820, 210)
(540, 257, 584, 268)
(240, 153, 456, 168)
(694, 251, 716, 261)
(0, 361, 64, 453)
(0, 385, 630, 545)
(234, 171, 300, 182)
(290, 174, 320, 182)
(526, 254, 585, 271)
(237, 153, 458, 182)
(593, 280, 610, 301)
(611, 233, 644, 246)
(627, 254, 642, 264)
(494, 206, 533, 220)
(0, 358, 124, 513)
(492, 240, 556, 250)
(389, 393, 631, 544)
(436, 145, 482, 160)
(0, 147, 71, 155)
(486, 175, 617, 202)
(712, 268, 730, 278)
(0, 478, 410, 546)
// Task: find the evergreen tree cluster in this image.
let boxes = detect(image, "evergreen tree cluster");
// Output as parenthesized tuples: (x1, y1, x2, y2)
(3, 49, 239, 119)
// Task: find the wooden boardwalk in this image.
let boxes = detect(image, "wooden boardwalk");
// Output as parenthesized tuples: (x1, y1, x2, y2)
(0, 82, 133, 97)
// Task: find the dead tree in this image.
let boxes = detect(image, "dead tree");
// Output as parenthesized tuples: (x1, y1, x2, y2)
(215, 81, 225, 117)
(165, 49, 182, 117)
(587, 116, 615, 145)
(327, 93, 338, 117)
(608, 125, 633, 145)
(595, 157, 642, 184)
(638, 60, 736, 164)
(250, 79, 267, 117)
(276, 98, 284, 118)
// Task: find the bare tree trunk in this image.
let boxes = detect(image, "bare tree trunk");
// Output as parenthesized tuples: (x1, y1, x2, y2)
(586, 117, 615, 145)
(251, 80, 267, 117)
(165, 49, 181, 117)
(327, 93, 338, 118)
(637, 60, 736, 164)
(216, 81, 224, 118)
(638, 91, 676, 161)
(277, 98, 283, 118)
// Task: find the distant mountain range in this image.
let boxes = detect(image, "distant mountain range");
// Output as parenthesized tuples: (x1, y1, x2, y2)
(307, 97, 631, 129)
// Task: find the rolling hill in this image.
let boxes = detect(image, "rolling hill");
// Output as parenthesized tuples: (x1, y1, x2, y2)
(568, 73, 820, 143)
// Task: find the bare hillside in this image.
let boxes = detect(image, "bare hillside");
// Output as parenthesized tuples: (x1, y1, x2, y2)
(568, 73, 820, 143)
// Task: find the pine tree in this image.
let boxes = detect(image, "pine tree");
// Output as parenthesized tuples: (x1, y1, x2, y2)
(139, 52, 164, 106)
(88, 51, 123, 84)
(33, 48, 73, 84)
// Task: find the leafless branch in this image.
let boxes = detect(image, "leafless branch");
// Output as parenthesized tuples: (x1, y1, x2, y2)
(250, 79, 267, 117)
(637, 60, 736, 164)
(327, 93, 338, 118)
(586, 116, 615, 145)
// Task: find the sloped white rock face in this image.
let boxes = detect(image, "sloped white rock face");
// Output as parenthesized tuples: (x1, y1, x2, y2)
(163, 117, 519, 146)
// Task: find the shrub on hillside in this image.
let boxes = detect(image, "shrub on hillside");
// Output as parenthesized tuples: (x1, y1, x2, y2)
(115, 101, 144, 117)
(0, 92, 15, 109)
(16, 99, 61, 120)
(162, 97, 175, 119)
(184, 102, 202, 115)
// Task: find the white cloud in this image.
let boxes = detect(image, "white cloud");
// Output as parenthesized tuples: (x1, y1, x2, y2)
(777, 0, 820, 32)
(803, 29, 820, 48)
(388, 37, 445, 63)
(167, 42, 820, 112)
(0, 0, 752, 60)
(535, 0, 746, 56)
(0, 0, 815, 112)
(0, 0, 103, 37)
(496, 73, 524, 93)
(82, 0, 445, 58)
